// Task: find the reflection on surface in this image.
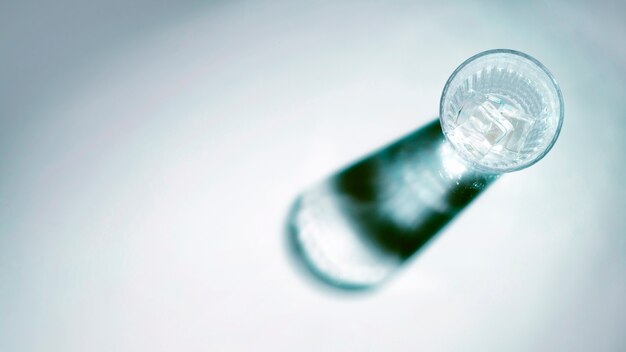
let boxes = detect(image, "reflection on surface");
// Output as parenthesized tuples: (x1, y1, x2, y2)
(287, 119, 499, 290)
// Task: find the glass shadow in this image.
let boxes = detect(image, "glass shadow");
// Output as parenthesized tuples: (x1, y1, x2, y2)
(286, 119, 499, 291)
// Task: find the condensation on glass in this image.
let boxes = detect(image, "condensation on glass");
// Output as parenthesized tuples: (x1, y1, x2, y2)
(287, 49, 564, 290)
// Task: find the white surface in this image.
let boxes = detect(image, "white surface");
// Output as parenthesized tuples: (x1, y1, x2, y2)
(1, 1, 625, 351)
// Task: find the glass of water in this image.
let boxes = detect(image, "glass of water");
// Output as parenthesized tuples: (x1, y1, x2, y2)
(440, 49, 563, 173)
(288, 49, 564, 290)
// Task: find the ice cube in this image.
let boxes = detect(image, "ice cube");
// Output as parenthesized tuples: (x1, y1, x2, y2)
(449, 93, 510, 159)
(450, 92, 537, 162)
(499, 104, 535, 151)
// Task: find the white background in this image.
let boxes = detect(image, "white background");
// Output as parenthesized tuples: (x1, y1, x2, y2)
(1, 0, 625, 351)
